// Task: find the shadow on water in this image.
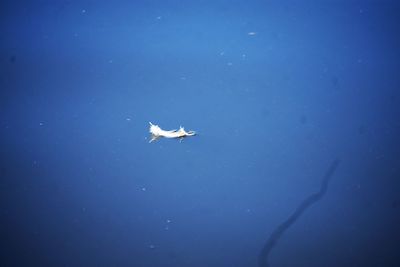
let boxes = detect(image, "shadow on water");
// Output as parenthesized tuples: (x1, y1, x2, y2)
(258, 159, 340, 267)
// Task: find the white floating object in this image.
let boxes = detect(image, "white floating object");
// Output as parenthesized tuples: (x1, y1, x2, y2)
(149, 122, 196, 143)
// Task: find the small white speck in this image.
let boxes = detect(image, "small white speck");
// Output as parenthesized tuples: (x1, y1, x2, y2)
(149, 244, 155, 249)
(39, 122, 44, 126)
(220, 51, 225, 56)
(141, 187, 146, 191)
(82, 9, 86, 14)
(156, 16, 162, 20)
(166, 219, 171, 223)
(126, 118, 131, 121)
(248, 32, 257, 36)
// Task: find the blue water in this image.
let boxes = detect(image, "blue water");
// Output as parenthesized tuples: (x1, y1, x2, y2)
(1, 1, 399, 266)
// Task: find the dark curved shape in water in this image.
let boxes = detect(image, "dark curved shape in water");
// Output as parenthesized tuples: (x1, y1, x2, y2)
(258, 159, 340, 267)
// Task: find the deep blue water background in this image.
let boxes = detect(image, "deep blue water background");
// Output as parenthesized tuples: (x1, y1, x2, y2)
(1, 1, 400, 266)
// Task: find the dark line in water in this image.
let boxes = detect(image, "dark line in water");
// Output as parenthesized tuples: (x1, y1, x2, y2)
(258, 159, 340, 267)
